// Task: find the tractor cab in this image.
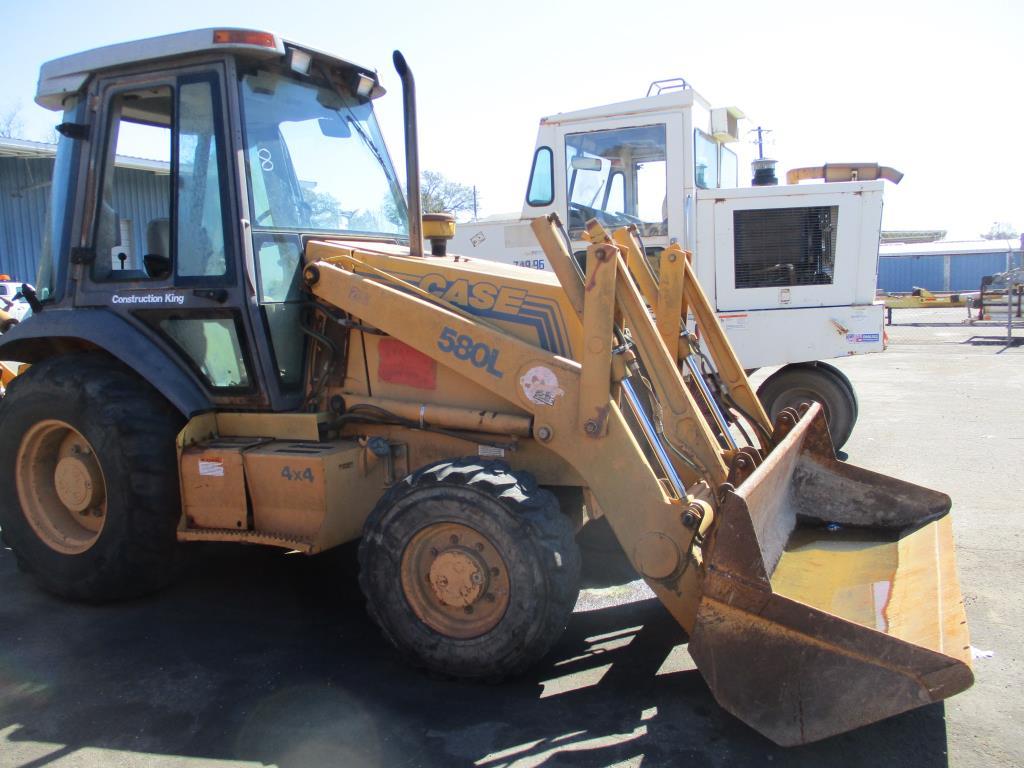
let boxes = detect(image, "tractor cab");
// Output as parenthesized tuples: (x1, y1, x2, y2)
(23, 28, 408, 413)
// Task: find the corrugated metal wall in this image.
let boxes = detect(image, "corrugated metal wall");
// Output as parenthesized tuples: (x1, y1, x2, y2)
(110, 166, 171, 270)
(0, 157, 170, 282)
(0, 156, 53, 283)
(878, 255, 945, 293)
(879, 250, 1022, 293)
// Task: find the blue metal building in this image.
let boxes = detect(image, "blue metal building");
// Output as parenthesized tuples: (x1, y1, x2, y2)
(0, 138, 169, 284)
(878, 240, 1023, 294)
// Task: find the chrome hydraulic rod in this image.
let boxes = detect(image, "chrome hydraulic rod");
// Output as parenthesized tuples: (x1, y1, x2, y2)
(621, 376, 687, 498)
(684, 355, 738, 450)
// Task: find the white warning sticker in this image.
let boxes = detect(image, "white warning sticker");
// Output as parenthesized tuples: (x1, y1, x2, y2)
(520, 366, 565, 407)
(198, 458, 225, 477)
(478, 445, 506, 458)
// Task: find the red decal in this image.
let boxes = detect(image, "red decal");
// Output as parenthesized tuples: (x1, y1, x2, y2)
(378, 338, 437, 390)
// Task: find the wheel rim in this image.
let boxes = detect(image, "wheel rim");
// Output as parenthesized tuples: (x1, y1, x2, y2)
(400, 521, 511, 639)
(16, 420, 107, 555)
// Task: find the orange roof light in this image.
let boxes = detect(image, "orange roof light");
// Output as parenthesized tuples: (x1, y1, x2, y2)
(212, 30, 277, 48)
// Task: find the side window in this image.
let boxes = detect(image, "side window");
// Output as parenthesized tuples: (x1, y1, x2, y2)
(92, 86, 172, 281)
(526, 146, 554, 206)
(157, 314, 251, 388)
(255, 233, 306, 388)
(721, 146, 739, 189)
(176, 78, 229, 279)
(694, 130, 719, 189)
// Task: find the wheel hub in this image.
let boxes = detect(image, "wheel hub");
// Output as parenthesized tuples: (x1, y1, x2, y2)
(400, 521, 511, 639)
(54, 453, 103, 514)
(428, 549, 487, 607)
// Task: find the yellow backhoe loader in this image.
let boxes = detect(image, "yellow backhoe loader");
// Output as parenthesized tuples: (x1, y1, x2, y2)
(0, 29, 971, 747)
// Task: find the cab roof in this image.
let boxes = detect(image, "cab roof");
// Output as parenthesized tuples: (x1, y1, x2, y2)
(36, 27, 383, 111)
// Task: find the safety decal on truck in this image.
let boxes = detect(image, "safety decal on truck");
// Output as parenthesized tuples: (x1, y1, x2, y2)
(520, 366, 564, 407)
(198, 458, 224, 477)
(378, 337, 437, 390)
(846, 333, 880, 343)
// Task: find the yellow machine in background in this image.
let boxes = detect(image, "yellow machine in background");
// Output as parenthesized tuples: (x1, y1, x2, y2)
(0, 29, 972, 748)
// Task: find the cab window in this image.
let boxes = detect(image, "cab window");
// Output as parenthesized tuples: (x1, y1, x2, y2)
(694, 130, 719, 189)
(90, 75, 231, 284)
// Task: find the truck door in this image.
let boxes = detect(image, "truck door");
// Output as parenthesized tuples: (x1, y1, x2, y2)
(73, 65, 274, 408)
(553, 113, 685, 257)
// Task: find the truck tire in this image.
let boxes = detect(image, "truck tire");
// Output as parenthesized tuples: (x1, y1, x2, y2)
(815, 361, 860, 427)
(756, 363, 858, 450)
(0, 353, 184, 601)
(359, 458, 580, 680)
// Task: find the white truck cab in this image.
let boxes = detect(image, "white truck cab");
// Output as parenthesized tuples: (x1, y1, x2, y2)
(451, 81, 897, 447)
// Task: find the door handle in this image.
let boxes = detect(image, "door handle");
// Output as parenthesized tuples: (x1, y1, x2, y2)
(193, 289, 228, 303)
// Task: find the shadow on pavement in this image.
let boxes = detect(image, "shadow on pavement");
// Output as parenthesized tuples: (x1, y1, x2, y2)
(0, 541, 951, 767)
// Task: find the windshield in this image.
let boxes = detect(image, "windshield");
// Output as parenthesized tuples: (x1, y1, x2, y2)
(240, 70, 408, 237)
(564, 125, 667, 240)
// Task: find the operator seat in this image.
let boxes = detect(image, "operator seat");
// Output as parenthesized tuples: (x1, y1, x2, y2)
(144, 219, 172, 278)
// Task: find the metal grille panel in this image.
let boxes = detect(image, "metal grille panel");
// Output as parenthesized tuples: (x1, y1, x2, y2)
(733, 206, 838, 288)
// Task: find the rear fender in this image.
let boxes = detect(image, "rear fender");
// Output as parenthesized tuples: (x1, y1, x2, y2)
(0, 309, 212, 416)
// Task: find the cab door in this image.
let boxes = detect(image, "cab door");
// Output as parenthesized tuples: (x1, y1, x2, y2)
(73, 64, 275, 408)
(551, 111, 686, 257)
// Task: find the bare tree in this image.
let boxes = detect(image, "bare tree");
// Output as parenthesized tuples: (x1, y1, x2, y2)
(420, 170, 476, 218)
(980, 221, 1019, 240)
(0, 103, 25, 139)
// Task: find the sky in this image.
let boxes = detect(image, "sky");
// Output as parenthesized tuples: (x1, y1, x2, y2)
(3, 0, 1022, 240)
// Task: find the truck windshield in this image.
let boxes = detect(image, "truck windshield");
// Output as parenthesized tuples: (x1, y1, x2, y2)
(564, 125, 667, 240)
(241, 70, 408, 238)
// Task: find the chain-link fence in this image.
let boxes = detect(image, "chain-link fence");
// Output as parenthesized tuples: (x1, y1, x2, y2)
(884, 306, 1023, 346)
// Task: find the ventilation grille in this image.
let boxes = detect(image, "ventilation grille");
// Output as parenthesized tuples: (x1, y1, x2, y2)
(733, 206, 838, 289)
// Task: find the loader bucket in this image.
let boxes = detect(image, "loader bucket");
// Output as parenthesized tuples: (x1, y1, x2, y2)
(688, 403, 972, 746)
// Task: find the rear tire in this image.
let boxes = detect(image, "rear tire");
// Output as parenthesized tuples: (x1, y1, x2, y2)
(0, 353, 185, 601)
(756, 363, 858, 449)
(358, 458, 580, 680)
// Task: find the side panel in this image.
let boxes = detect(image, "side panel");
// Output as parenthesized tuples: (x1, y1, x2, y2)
(706, 183, 882, 312)
(715, 304, 884, 368)
(0, 309, 213, 415)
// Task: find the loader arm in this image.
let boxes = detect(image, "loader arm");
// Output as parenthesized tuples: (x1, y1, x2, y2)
(303, 216, 971, 746)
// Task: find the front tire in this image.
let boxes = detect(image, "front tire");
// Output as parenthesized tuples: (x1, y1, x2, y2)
(756, 362, 858, 449)
(358, 458, 580, 680)
(0, 353, 185, 601)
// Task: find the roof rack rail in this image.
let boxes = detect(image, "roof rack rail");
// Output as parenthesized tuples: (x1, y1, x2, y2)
(646, 77, 691, 97)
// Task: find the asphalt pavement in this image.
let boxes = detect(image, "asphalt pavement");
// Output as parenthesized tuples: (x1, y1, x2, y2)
(1, 322, 1020, 767)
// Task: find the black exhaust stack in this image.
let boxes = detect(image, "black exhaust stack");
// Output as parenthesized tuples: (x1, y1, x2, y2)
(393, 51, 422, 257)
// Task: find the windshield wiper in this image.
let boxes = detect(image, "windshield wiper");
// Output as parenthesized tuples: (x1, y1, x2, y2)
(316, 65, 389, 174)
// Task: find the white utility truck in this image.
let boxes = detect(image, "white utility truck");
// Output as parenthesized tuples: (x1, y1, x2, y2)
(451, 80, 901, 448)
